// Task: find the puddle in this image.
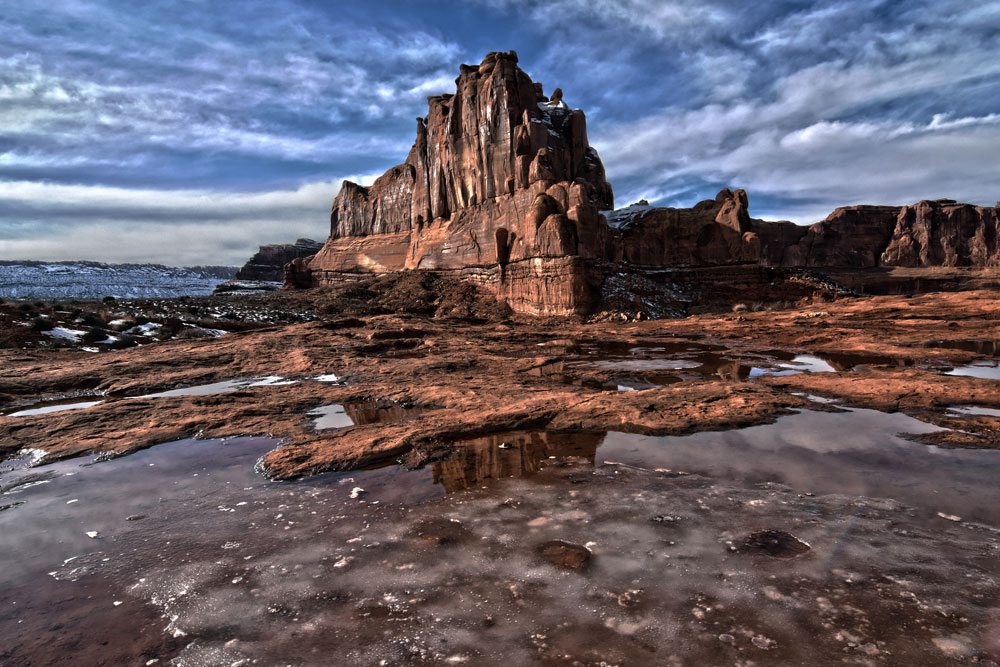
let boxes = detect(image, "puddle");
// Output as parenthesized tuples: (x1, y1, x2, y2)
(948, 405, 1000, 417)
(4, 409, 1000, 665)
(547, 341, 909, 388)
(598, 407, 999, 524)
(309, 402, 426, 430)
(2, 398, 103, 417)
(750, 354, 835, 376)
(945, 361, 1000, 380)
(431, 430, 604, 493)
(135, 376, 298, 398)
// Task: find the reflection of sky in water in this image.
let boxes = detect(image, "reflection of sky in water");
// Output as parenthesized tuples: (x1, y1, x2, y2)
(6, 400, 102, 416)
(946, 362, 1000, 381)
(948, 405, 1000, 417)
(598, 407, 1000, 525)
(750, 354, 837, 377)
(309, 403, 355, 430)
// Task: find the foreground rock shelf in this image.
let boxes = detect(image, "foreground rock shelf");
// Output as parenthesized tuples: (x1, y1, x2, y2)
(2, 287, 999, 664)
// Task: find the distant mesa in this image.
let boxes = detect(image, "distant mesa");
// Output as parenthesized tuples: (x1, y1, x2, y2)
(278, 51, 1000, 316)
(235, 238, 323, 282)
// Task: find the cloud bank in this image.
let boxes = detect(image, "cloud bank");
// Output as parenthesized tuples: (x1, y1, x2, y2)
(1, 0, 997, 263)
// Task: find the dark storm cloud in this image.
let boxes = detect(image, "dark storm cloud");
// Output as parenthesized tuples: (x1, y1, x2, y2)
(0, 0, 997, 263)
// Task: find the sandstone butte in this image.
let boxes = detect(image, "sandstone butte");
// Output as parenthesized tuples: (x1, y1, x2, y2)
(285, 50, 1000, 316)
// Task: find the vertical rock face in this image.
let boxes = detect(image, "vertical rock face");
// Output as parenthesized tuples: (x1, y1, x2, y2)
(292, 51, 614, 314)
(285, 51, 1000, 314)
(612, 188, 760, 267)
(881, 199, 1000, 267)
(754, 199, 1000, 268)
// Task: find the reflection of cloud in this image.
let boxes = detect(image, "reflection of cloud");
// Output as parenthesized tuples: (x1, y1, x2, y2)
(597, 408, 1000, 525)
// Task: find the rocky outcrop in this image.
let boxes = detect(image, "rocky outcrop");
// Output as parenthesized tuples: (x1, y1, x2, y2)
(285, 51, 999, 316)
(286, 51, 615, 315)
(756, 199, 1000, 269)
(236, 238, 322, 282)
(612, 188, 760, 267)
(881, 200, 1000, 267)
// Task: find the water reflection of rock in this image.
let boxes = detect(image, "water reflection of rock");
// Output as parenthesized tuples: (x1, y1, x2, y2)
(433, 430, 606, 493)
(342, 402, 425, 425)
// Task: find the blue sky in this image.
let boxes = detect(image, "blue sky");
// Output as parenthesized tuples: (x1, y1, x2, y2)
(1, 0, 998, 264)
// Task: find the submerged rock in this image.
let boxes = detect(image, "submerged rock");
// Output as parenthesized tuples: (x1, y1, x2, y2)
(738, 530, 811, 558)
(537, 540, 591, 569)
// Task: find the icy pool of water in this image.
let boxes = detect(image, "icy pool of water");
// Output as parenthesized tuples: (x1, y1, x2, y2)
(948, 405, 1000, 417)
(2, 398, 103, 417)
(3, 408, 999, 665)
(945, 361, 1000, 380)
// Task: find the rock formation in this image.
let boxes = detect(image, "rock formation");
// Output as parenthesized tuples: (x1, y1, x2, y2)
(611, 188, 760, 267)
(285, 51, 999, 315)
(286, 50, 615, 315)
(236, 238, 323, 282)
(755, 199, 1000, 268)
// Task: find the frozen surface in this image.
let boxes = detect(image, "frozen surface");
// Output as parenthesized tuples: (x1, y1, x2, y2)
(3, 409, 1000, 665)
(43, 326, 86, 341)
(948, 405, 1000, 417)
(945, 361, 1000, 380)
(0, 261, 234, 299)
(6, 400, 102, 417)
(136, 376, 297, 398)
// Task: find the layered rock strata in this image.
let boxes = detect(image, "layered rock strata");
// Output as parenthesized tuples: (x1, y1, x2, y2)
(286, 51, 999, 315)
(236, 238, 323, 282)
(286, 50, 615, 315)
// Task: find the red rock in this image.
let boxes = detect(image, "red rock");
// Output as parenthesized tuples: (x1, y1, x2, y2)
(537, 540, 591, 569)
(285, 51, 1000, 315)
(612, 188, 760, 267)
(755, 199, 1000, 268)
(287, 51, 614, 316)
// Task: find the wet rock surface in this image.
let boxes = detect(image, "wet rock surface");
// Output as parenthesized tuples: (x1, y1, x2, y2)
(738, 530, 812, 558)
(2, 287, 1000, 664)
(537, 540, 592, 570)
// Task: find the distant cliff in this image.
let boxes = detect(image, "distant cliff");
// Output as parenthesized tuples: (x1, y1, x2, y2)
(754, 199, 1000, 268)
(234, 239, 323, 282)
(0, 261, 236, 299)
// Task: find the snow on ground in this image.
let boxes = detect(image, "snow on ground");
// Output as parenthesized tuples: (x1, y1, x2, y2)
(601, 201, 653, 229)
(0, 262, 234, 299)
(43, 327, 86, 341)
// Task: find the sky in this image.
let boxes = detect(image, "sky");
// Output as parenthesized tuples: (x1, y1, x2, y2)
(1, 0, 998, 265)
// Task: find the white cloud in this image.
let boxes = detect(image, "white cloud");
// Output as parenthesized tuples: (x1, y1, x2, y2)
(0, 179, 358, 264)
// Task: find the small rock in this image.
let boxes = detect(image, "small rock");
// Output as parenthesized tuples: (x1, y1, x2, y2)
(85, 531, 99, 539)
(537, 540, 591, 570)
(936, 512, 962, 522)
(738, 530, 811, 558)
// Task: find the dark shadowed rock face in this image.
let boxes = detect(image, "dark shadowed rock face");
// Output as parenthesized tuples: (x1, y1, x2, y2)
(613, 188, 760, 267)
(235, 239, 323, 282)
(754, 199, 1000, 269)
